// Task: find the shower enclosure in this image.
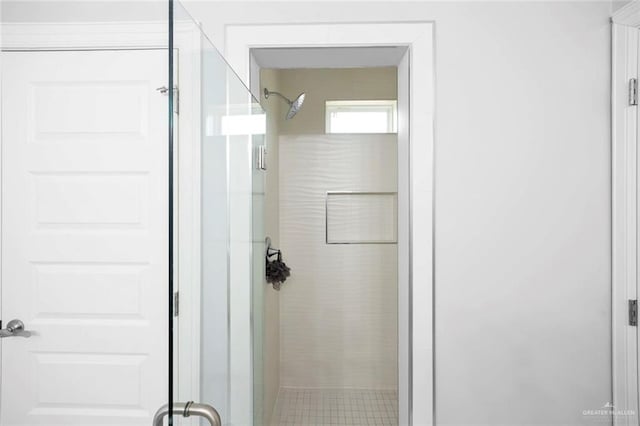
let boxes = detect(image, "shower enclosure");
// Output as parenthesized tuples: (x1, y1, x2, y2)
(0, 1, 266, 425)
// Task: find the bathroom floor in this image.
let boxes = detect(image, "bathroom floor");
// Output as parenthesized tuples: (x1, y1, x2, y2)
(272, 388, 398, 426)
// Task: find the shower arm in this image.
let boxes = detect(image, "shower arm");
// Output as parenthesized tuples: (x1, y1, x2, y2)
(264, 89, 292, 105)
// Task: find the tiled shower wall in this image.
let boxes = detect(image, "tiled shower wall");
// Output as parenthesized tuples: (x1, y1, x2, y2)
(279, 134, 398, 389)
(261, 68, 282, 426)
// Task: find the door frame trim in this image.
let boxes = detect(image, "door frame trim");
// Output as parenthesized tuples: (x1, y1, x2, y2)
(1, 22, 168, 50)
(612, 6, 640, 425)
(225, 21, 435, 426)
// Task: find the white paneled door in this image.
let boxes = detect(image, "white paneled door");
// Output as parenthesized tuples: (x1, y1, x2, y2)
(0, 50, 168, 425)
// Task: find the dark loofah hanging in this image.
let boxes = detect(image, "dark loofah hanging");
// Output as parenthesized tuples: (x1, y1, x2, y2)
(266, 250, 291, 291)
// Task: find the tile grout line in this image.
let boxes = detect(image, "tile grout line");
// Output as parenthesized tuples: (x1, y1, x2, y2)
(272, 387, 399, 426)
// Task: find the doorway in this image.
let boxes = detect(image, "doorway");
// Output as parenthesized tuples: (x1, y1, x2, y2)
(259, 64, 399, 426)
(225, 23, 435, 425)
(613, 12, 640, 426)
(247, 45, 424, 426)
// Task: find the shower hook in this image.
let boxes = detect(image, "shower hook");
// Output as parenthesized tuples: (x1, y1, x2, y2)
(265, 236, 280, 258)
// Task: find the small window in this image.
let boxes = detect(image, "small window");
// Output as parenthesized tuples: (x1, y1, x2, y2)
(325, 100, 397, 134)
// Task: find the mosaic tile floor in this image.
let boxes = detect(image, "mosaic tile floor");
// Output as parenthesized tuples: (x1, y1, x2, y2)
(272, 388, 398, 426)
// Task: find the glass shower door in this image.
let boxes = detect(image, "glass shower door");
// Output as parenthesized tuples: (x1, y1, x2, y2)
(167, 2, 266, 425)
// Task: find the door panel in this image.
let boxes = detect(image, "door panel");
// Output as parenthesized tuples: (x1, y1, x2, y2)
(1, 50, 168, 425)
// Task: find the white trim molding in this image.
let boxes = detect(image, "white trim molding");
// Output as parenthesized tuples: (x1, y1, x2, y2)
(225, 21, 435, 426)
(612, 20, 640, 426)
(1, 21, 168, 50)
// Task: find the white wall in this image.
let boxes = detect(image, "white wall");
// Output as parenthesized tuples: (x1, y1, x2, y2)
(279, 133, 398, 390)
(1, 1, 167, 23)
(2, 1, 612, 424)
(180, 2, 612, 424)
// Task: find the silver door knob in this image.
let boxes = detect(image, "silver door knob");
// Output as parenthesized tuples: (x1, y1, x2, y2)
(0, 319, 31, 338)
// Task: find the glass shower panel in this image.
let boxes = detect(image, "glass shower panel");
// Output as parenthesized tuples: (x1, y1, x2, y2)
(172, 2, 266, 425)
(0, 2, 171, 425)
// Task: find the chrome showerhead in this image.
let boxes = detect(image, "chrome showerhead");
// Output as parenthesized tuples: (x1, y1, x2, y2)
(264, 88, 306, 120)
(286, 92, 305, 119)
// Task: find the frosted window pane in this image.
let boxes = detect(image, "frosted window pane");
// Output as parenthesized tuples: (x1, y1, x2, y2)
(326, 100, 397, 134)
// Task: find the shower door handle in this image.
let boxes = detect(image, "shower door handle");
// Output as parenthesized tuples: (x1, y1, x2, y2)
(152, 401, 221, 426)
(0, 319, 32, 338)
(257, 145, 267, 171)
